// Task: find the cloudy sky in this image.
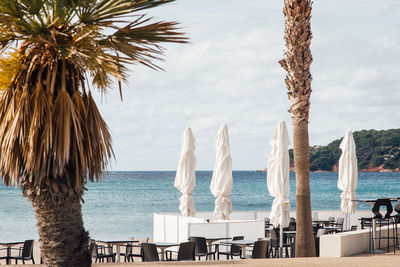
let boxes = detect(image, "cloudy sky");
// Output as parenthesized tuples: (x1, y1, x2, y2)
(92, 0, 400, 171)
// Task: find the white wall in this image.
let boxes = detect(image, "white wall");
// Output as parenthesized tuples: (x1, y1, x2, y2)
(154, 213, 264, 243)
(320, 223, 399, 257)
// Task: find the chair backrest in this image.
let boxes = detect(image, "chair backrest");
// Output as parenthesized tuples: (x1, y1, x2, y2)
(265, 218, 271, 228)
(89, 242, 98, 257)
(231, 236, 244, 254)
(351, 225, 357, 231)
(316, 228, 326, 237)
(252, 240, 269, 259)
(125, 243, 133, 254)
(289, 221, 296, 231)
(142, 243, 159, 262)
(269, 230, 279, 246)
(22, 240, 34, 258)
(188, 237, 207, 255)
(328, 217, 335, 225)
(177, 241, 195, 261)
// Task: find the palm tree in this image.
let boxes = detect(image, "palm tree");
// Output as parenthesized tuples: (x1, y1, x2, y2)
(0, 0, 186, 265)
(279, 0, 315, 257)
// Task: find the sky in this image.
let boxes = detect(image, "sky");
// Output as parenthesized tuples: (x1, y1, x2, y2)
(91, 0, 400, 171)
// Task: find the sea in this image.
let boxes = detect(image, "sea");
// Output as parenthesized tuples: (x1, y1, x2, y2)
(0, 171, 399, 242)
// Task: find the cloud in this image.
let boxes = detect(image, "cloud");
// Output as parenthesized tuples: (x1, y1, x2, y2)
(91, 0, 400, 170)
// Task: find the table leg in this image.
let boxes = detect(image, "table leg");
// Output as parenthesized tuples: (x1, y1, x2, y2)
(159, 248, 165, 261)
(207, 241, 212, 260)
(116, 244, 120, 262)
(241, 245, 247, 259)
(371, 218, 383, 254)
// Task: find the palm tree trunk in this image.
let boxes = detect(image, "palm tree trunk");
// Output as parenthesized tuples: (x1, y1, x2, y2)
(293, 120, 315, 257)
(22, 181, 91, 266)
(279, 0, 315, 257)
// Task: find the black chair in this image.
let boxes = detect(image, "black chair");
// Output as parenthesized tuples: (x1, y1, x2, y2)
(120, 242, 143, 262)
(166, 242, 195, 261)
(351, 225, 358, 231)
(142, 243, 159, 262)
(269, 229, 290, 258)
(288, 219, 296, 231)
(189, 237, 216, 260)
(90, 242, 115, 263)
(6, 240, 35, 264)
(251, 240, 269, 259)
(217, 236, 244, 259)
(335, 218, 344, 232)
(328, 217, 336, 226)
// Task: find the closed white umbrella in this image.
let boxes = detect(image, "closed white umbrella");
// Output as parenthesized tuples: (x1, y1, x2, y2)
(174, 127, 197, 217)
(338, 130, 358, 229)
(210, 124, 233, 220)
(267, 121, 290, 257)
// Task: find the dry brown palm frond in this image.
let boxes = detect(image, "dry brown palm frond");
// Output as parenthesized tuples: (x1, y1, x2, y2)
(85, 91, 114, 181)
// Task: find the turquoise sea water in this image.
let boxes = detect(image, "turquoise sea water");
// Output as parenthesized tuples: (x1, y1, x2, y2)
(0, 171, 399, 242)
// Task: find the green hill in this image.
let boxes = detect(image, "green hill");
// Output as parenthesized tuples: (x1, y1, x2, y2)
(289, 129, 400, 171)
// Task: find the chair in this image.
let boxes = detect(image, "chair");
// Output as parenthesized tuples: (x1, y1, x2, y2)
(217, 236, 244, 259)
(328, 217, 336, 226)
(142, 243, 159, 262)
(166, 242, 195, 261)
(90, 242, 115, 263)
(6, 240, 35, 264)
(288, 218, 296, 231)
(351, 225, 358, 231)
(250, 240, 269, 259)
(269, 230, 290, 258)
(189, 237, 216, 260)
(120, 242, 143, 262)
(335, 218, 344, 232)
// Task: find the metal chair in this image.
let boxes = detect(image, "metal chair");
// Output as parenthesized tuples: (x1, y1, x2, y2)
(90, 242, 115, 263)
(269, 229, 290, 258)
(6, 240, 35, 264)
(189, 237, 216, 260)
(217, 236, 244, 259)
(335, 218, 344, 232)
(120, 242, 143, 262)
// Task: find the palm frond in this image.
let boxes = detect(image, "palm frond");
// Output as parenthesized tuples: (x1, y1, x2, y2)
(0, 0, 186, 190)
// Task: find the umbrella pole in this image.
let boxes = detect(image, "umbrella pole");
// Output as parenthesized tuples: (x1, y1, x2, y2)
(280, 205, 284, 258)
(280, 224, 283, 257)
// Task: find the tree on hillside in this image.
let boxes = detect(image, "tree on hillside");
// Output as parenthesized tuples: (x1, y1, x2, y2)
(279, 0, 315, 257)
(0, 0, 186, 266)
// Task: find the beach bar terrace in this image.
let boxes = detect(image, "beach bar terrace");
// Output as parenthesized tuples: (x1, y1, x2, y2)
(154, 209, 400, 258)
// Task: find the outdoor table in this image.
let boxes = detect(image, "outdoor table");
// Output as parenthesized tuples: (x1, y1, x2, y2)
(0, 241, 24, 265)
(322, 226, 340, 234)
(312, 220, 330, 227)
(205, 237, 230, 260)
(97, 240, 139, 262)
(153, 242, 179, 261)
(221, 240, 255, 259)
